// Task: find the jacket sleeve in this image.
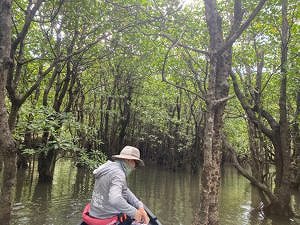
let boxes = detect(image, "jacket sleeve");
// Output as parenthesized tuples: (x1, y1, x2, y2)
(123, 188, 143, 209)
(108, 174, 137, 218)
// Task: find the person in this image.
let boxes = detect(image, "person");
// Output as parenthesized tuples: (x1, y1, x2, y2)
(82, 146, 150, 225)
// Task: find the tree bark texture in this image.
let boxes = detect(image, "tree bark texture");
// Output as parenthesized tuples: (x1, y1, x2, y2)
(192, 0, 267, 224)
(193, 0, 226, 224)
(0, 0, 17, 223)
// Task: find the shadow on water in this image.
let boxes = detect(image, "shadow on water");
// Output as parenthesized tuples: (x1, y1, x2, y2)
(10, 160, 300, 225)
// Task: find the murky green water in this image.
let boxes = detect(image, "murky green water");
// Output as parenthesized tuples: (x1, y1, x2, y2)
(10, 160, 300, 225)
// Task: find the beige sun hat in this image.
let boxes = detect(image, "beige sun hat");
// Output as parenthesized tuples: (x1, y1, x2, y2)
(112, 146, 145, 166)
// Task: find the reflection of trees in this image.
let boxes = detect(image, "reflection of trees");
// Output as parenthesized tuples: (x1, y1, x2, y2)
(129, 165, 160, 216)
(189, 171, 201, 216)
(73, 168, 84, 198)
(14, 167, 37, 209)
(12, 161, 300, 225)
(130, 166, 202, 225)
(73, 167, 92, 199)
(250, 186, 262, 209)
(15, 169, 26, 203)
(164, 168, 176, 224)
(249, 185, 264, 225)
(31, 181, 53, 224)
(292, 191, 300, 213)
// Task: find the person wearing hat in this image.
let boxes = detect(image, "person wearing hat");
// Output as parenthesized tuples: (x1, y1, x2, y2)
(84, 146, 150, 225)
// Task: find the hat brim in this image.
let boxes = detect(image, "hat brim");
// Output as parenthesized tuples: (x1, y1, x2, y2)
(112, 155, 145, 167)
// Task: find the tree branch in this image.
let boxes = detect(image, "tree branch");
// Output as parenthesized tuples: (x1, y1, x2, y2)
(162, 79, 206, 101)
(183, 49, 207, 96)
(212, 95, 235, 106)
(230, 70, 274, 138)
(252, 105, 279, 130)
(218, 0, 267, 55)
(11, 0, 44, 54)
(223, 137, 277, 202)
(160, 33, 209, 56)
(161, 34, 206, 101)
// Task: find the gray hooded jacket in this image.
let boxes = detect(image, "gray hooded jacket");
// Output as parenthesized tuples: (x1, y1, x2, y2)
(89, 160, 143, 219)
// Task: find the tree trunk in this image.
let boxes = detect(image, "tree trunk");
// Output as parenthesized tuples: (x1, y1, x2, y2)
(103, 73, 119, 156)
(6, 0, 43, 131)
(190, 96, 204, 173)
(118, 76, 133, 149)
(248, 49, 264, 182)
(248, 121, 264, 181)
(0, 0, 17, 223)
(192, 0, 228, 223)
(104, 95, 113, 155)
(266, 0, 293, 216)
(231, 71, 294, 217)
(194, 96, 214, 225)
(229, 0, 293, 217)
(193, 0, 267, 224)
(8, 101, 20, 131)
(292, 91, 300, 189)
(37, 148, 57, 182)
(38, 29, 79, 181)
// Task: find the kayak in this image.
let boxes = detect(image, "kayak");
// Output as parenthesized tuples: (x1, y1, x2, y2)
(78, 204, 162, 225)
(142, 204, 163, 225)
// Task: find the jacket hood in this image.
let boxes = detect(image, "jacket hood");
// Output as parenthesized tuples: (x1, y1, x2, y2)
(93, 160, 124, 178)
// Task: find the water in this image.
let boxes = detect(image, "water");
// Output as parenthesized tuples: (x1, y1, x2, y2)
(10, 160, 300, 225)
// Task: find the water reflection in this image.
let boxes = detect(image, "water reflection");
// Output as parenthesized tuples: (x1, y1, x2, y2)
(10, 160, 300, 225)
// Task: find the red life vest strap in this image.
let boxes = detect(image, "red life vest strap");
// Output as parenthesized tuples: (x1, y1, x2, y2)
(82, 204, 118, 225)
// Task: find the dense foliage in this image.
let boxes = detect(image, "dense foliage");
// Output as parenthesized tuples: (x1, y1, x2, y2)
(5, 0, 298, 174)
